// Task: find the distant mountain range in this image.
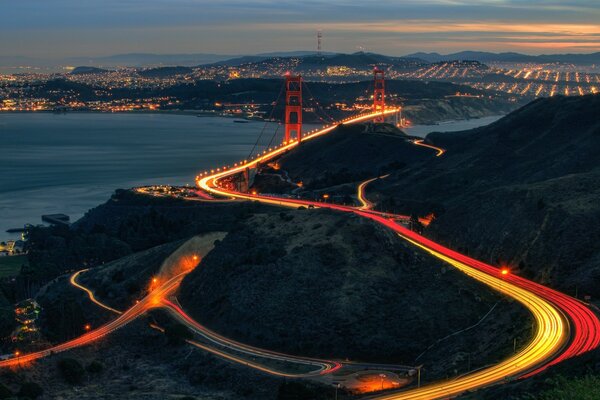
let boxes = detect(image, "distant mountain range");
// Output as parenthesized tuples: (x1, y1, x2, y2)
(70, 66, 110, 75)
(206, 51, 423, 70)
(406, 51, 600, 65)
(3, 50, 600, 75)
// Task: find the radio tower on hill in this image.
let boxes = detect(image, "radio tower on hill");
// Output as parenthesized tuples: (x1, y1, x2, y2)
(317, 30, 322, 56)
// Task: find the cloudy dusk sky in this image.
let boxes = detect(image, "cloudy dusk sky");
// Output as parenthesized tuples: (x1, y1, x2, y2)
(1, 0, 599, 57)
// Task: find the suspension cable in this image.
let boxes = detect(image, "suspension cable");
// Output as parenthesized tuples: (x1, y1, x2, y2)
(302, 81, 336, 123)
(247, 81, 285, 160)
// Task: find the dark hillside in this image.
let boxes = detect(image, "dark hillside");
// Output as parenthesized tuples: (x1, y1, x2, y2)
(367, 94, 600, 297)
(179, 209, 531, 379)
(271, 123, 432, 189)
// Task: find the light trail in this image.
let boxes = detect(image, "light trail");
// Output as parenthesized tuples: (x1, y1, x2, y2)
(70, 269, 122, 315)
(413, 139, 445, 157)
(162, 299, 340, 377)
(357, 174, 389, 210)
(5, 107, 597, 399)
(364, 234, 566, 400)
(197, 110, 600, 398)
(0, 272, 185, 368)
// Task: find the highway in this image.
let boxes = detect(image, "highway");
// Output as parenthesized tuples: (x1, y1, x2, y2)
(0, 271, 185, 368)
(357, 174, 389, 210)
(162, 298, 341, 377)
(197, 110, 600, 398)
(3, 109, 598, 399)
(412, 139, 445, 157)
(70, 269, 123, 315)
(69, 269, 336, 377)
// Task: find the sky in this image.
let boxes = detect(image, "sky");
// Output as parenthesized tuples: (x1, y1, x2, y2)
(1, 0, 599, 58)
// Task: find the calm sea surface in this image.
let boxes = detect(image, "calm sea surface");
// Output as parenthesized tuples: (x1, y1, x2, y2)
(0, 112, 501, 242)
(402, 115, 503, 138)
(0, 112, 287, 241)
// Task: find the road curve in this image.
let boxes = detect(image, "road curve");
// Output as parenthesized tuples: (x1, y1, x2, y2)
(197, 111, 600, 398)
(0, 272, 184, 368)
(162, 299, 340, 377)
(70, 269, 123, 315)
(412, 139, 445, 157)
(4, 111, 597, 399)
(357, 174, 389, 210)
(70, 263, 340, 377)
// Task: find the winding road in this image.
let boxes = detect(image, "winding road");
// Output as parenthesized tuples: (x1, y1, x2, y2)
(3, 109, 599, 400)
(196, 110, 600, 398)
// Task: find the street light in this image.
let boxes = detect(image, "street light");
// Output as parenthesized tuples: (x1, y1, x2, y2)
(499, 267, 510, 293)
(379, 373, 386, 390)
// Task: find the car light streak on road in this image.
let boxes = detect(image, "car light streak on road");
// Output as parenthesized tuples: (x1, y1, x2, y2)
(0, 272, 185, 368)
(196, 110, 600, 398)
(162, 299, 340, 377)
(71, 263, 341, 377)
(70, 269, 123, 315)
(364, 234, 566, 399)
(357, 174, 389, 210)
(358, 212, 600, 380)
(412, 140, 445, 156)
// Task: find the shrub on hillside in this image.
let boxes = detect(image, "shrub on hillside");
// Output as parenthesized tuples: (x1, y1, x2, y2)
(18, 382, 43, 399)
(58, 358, 85, 384)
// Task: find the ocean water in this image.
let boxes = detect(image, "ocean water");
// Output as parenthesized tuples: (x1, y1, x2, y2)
(403, 115, 503, 138)
(0, 112, 287, 241)
(0, 112, 500, 242)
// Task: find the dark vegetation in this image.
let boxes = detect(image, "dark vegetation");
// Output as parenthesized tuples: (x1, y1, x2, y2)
(164, 323, 193, 345)
(179, 209, 532, 380)
(15, 189, 269, 300)
(459, 348, 600, 399)
(18, 382, 43, 399)
(37, 240, 183, 342)
(276, 381, 340, 400)
(264, 122, 431, 191)
(371, 94, 600, 299)
(57, 358, 86, 384)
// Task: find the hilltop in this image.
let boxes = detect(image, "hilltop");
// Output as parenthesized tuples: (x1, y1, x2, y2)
(268, 94, 600, 299)
(369, 94, 600, 297)
(406, 51, 600, 65)
(178, 209, 531, 380)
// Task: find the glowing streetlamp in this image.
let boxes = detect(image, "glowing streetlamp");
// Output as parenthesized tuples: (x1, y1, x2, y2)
(379, 373, 386, 390)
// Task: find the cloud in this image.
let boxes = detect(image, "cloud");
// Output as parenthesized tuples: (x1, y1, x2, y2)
(1, 0, 598, 57)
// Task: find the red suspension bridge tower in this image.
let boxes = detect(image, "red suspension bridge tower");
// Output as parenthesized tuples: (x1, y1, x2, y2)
(373, 67, 385, 123)
(285, 74, 302, 144)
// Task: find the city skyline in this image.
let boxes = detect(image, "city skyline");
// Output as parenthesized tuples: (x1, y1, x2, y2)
(1, 0, 599, 59)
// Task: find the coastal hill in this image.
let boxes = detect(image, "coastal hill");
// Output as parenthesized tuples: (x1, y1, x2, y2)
(266, 94, 600, 299)
(178, 209, 531, 379)
(371, 94, 600, 298)
(70, 66, 110, 75)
